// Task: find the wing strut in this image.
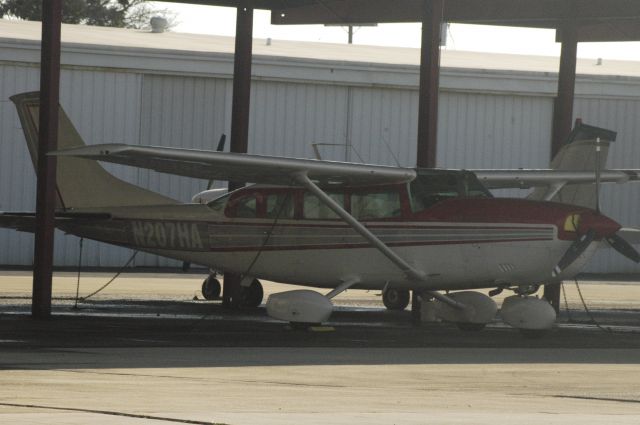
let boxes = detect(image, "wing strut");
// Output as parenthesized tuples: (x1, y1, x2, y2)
(293, 172, 464, 310)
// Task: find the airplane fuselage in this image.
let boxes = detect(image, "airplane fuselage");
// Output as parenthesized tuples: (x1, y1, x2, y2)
(58, 192, 606, 292)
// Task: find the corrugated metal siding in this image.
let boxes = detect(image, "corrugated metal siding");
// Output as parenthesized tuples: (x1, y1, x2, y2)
(349, 87, 418, 167)
(438, 92, 553, 169)
(249, 81, 349, 161)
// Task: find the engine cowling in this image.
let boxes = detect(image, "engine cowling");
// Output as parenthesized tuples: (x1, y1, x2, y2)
(500, 295, 556, 330)
(434, 291, 498, 324)
(266, 290, 333, 324)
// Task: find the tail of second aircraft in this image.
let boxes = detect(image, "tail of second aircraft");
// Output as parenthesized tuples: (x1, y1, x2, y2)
(11, 92, 176, 210)
(527, 122, 617, 208)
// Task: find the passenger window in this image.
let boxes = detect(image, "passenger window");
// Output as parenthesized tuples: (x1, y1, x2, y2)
(265, 193, 294, 219)
(352, 191, 401, 219)
(303, 193, 344, 219)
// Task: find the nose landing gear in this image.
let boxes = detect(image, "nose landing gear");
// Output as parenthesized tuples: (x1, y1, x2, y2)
(201, 274, 221, 300)
(201, 274, 263, 308)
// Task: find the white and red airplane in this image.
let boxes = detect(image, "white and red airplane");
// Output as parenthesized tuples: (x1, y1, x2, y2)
(3, 92, 640, 334)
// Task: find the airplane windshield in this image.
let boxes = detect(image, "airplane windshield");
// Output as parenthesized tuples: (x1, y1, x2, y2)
(409, 170, 491, 212)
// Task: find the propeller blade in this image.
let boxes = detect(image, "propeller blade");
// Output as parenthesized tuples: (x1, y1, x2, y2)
(207, 134, 227, 190)
(216, 134, 227, 152)
(606, 233, 640, 263)
(552, 229, 597, 277)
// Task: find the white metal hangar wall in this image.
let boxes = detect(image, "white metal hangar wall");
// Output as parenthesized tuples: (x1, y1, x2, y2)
(1, 21, 640, 273)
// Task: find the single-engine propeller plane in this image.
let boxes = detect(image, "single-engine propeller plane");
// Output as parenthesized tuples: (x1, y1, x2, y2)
(3, 92, 640, 333)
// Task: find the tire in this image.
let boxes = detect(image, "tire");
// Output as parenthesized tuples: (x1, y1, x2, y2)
(201, 276, 221, 300)
(239, 279, 264, 308)
(382, 288, 410, 310)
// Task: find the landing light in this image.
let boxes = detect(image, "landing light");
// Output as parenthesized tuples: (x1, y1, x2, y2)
(563, 214, 581, 232)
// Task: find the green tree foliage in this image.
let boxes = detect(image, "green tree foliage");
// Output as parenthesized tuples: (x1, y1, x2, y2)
(0, 0, 174, 29)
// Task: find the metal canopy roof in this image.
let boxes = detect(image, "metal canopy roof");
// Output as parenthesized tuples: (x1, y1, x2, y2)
(156, 0, 640, 42)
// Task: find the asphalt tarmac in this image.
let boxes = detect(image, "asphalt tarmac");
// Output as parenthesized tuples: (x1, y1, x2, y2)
(1, 271, 639, 424)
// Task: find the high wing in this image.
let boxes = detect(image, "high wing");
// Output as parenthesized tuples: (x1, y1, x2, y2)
(0, 213, 38, 232)
(472, 169, 640, 190)
(52, 144, 416, 187)
(618, 228, 640, 245)
(52, 143, 640, 193)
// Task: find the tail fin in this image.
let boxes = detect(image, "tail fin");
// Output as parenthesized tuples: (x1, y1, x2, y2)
(10, 92, 176, 209)
(527, 122, 617, 208)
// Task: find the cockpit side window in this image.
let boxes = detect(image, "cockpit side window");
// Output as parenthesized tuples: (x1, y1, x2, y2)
(410, 174, 458, 212)
(460, 172, 493, 199)
(410, 171, 491, 212)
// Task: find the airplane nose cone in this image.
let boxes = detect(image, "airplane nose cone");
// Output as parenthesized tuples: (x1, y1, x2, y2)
(578, 212, 621, 238)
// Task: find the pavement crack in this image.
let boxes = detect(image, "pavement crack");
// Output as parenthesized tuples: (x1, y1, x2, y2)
(0, 402, 227, 424)
(55, 369, 347, 388)
(553, 395, 640, 404)
(59, 369, 204, 380)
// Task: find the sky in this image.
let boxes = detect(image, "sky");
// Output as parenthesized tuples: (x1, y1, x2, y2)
(151, 2, 640, 61)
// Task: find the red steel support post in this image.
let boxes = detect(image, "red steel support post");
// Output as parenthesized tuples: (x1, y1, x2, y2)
(545, 23, 578, 313)
(416, 0, 444, 168)
(224, 4, 254, 307)
(32, 0, 62, 318)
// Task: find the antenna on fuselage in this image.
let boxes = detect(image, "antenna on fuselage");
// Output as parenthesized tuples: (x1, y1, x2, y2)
(311, 142, 365, 163)
(380, 136, 401, 167)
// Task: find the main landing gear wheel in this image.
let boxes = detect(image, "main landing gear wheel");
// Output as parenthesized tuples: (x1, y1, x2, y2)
(239, 279, 264, 308)
(201, 275, 221, 300)
(382, 288, 410, 310)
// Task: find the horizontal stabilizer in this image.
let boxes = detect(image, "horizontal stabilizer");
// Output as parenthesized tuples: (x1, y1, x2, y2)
(0, 212, 112, 233)
(0, 213, 37, 233)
